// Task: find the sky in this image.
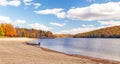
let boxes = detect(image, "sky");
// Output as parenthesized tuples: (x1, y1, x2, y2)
(0, 0, 120, 34)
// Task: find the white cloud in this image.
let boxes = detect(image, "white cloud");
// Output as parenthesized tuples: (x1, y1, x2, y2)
(23, 0, 41, 9)
(23, 0, 32, 2)
(33, 3, 41, 9)
(34, 8, 66, 18)
(56, 12, 66, 18)
(0, 16, 28, 28)
(82, 24, 94, 27)
(55, 27, 96, 34)
(30, 23, 51, 31)
(0, 16, 12, 23)
(0, 0, 21, 7)
(66, 2, 120, 21)
(0, 16, 51, 31)
(23, 0, 32, 5)
(55, 26, 108, 34)
(98, 21, 120, 26)
(14, 19, 27, 24)
(50, 22, 66, 27)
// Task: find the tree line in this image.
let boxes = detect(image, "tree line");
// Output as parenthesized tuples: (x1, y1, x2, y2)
(54, 34, 73, 38)
(0, 23, 53, 38)
(74, 26, 120, 38)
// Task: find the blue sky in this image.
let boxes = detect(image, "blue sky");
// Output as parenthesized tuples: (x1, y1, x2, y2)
(0, 0, 120, 34)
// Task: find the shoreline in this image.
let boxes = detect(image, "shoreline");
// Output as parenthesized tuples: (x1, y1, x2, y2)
(38, 46, 120, 64)
(0, 38, 120, 64)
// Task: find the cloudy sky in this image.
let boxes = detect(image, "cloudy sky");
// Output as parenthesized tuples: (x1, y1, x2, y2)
(0, 0, 120, 34)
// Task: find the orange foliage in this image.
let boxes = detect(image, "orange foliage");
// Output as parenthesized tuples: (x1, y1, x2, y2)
(0, 23, 16, 37)
(0, 23, 53, 38)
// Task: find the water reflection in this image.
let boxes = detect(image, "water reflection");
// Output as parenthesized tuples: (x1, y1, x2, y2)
(39, 38, 120, 61)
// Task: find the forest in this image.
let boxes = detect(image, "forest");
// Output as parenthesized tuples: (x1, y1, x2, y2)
(0, 23, 53, 38)
(1, 23, 120, 38)
(74, 26, 120, 38)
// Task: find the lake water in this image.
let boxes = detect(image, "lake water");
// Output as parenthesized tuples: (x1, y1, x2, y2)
(38, 38, 120, 61)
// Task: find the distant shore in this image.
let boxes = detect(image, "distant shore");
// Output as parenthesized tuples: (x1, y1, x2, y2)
(0, 38, 120, 64)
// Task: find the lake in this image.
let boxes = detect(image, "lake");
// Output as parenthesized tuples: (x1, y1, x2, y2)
(38, 38, 120, 61)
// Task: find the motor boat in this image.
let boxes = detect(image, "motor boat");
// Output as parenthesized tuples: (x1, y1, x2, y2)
(27, 40, 40, 45)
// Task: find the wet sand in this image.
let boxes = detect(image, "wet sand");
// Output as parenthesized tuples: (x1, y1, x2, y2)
(0, 38, 120, 64)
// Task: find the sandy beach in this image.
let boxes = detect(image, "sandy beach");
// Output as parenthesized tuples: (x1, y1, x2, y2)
(0, 38, 120, 64)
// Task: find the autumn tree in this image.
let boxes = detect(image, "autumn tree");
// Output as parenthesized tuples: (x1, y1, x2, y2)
(46, 31, 53, 38)
(38, 30, 44, 38)
(0, 23, 16, 37)
(0, 27, 5, 36)
(21, 28, 26, 37)
(5, 24, 16, 37)
(0, 23, 7, 35)
(0, 23, 54, 38)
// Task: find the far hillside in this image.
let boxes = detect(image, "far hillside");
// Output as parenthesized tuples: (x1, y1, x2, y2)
(54, 34, 73, 38)
(74, 26, 120, 38)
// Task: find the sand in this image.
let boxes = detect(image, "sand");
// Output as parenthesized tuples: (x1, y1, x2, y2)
(0, 38, 120, 64)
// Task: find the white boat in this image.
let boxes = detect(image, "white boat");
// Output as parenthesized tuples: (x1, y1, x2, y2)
(27, 40, 40, 45)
